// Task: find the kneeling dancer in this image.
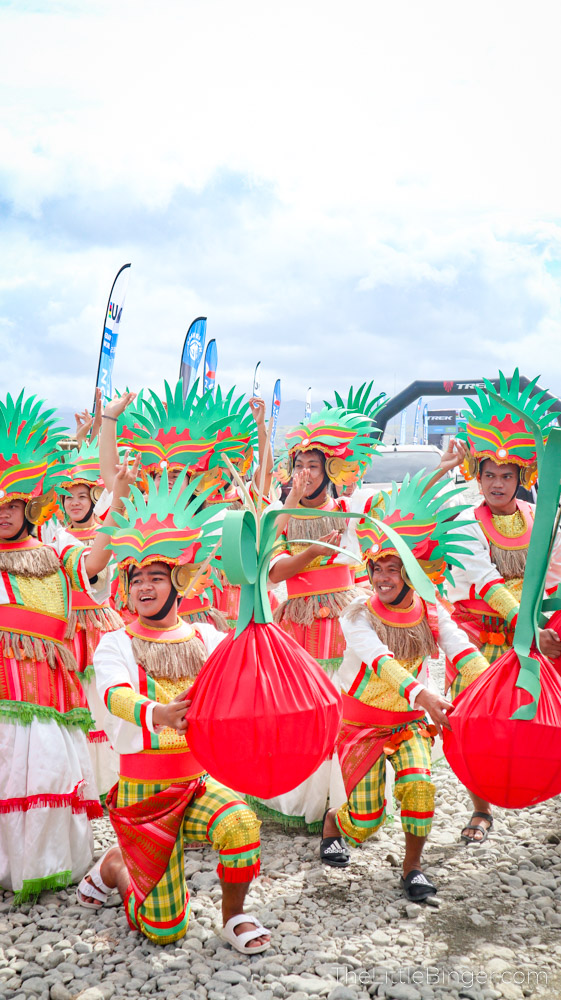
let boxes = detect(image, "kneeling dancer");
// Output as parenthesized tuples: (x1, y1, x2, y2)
(320, 474, 489, 900)
(78, 472, 269, 953)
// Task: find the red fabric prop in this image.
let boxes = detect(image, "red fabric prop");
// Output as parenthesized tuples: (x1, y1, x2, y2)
(186, 621, 342, 798)
(443, 643, 561, 808)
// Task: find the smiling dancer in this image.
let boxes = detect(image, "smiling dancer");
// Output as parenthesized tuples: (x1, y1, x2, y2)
(0, 391, 137, 902)
(320, 473, 489, 900)
(54, 440, 123, 798)
(77, 472, 269, 954)
(447, 371, 561, 843)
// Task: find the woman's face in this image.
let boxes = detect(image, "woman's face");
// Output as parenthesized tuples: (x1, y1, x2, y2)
(293, 450, 326, 498)
(64, 484, 92, 524)
(0, 499, 27, 540)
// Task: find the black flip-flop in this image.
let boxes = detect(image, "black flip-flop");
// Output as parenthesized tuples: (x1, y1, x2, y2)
(400, 869, 437, 901)
(319, 809, 350, 868)
(460, 811, 494, 846)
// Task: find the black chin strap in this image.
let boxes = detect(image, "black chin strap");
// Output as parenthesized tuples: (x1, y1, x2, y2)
(145, 583, 178, 621)
(75, 502, 96, 524)
(7, 521, 30, 541)
(305, 473, 330, 502)
(389, 582, 412, 606)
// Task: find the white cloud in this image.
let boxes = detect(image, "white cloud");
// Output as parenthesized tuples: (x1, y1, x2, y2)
(1, 0, 561, 411)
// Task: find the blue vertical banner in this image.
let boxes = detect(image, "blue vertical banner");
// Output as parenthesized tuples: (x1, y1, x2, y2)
(180, 317, 207, 400)
(305, 387, 312, 419)
(270, 379, 281, 454)
(399, 408, 407, 445)
(203, 339, 217, 394)
(95, 263, 131, 405)
(253, 361, 262, 397)
(423, 402, 429, 444)
(413, 397, 423, 445)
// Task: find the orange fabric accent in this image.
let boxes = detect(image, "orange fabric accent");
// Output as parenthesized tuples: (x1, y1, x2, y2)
(286, 564, 353, 599)
(126, 619, 195, 643)
(0, 605, 67, 643)
(119, 750, 205, 782)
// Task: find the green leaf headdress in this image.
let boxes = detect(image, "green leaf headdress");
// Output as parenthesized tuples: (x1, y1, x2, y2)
(0, 391, 68, 522)
(284, 405, 378, 486)
(101, 469, 225, 599)
(53, 439, 105, 505)
(458, 369, 556, 488)
(355, 471, 473, 591)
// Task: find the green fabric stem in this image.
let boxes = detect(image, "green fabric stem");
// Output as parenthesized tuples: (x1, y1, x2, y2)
(317, 657, 344, 674)
(13, 869, 73, 905)
(0, 701, 94, 733)
(244, 796, 323, 833)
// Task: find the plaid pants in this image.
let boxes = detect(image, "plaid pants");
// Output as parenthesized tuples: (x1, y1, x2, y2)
(117, 776, 261, 944)
(336, 722, 435, 844)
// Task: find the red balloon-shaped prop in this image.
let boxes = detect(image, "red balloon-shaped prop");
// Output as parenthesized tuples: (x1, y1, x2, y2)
(186, 621, 342, 798)
(443, 644, 561, 808)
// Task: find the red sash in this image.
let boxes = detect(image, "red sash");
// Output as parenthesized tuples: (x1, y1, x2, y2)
(106, 778, 205, 906)
(0, 605, 66, 644)
(337, 692, 428, 798)
(286, 564, 353, 599)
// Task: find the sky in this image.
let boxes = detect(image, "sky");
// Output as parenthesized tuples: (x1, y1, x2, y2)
(2, 0, 561, 419)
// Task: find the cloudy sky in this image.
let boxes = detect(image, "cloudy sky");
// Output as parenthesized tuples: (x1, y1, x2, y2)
(2, 0, 561, 419)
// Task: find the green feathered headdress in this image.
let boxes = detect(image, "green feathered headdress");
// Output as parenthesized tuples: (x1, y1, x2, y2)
(0, 391, 68, 518)
(101, 469, 225, 596)
(458, 369, 556, 488)
(356, 471, 473, 590)
(285, 405, 377, 485)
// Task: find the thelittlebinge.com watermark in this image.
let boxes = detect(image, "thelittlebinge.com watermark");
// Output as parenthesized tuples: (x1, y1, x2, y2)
(334, 964, 548, 989)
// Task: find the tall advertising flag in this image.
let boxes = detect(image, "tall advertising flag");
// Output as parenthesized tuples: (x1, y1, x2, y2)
(423, 402, 429, 445)
(253, 361, 262, 398)
(270, 379, 281, 453)
(95, 263, 131, 405)
(203, 339, 217, 395)
(413, 397, 423, 445)
(305, 387, 312, 419)
(399, 408, 407, 445)
(180, 317, 207, 400)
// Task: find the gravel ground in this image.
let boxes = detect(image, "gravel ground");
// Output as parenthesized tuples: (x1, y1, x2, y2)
(1, 779, 561, 1000)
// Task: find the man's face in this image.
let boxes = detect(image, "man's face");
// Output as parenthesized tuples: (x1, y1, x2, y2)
(479, 459, 519, 511)
(371, 554, 405, 605)
(128, 561, 174, 618)
(64, 484, 92, 523)
(0, 499, 26, 540)
(293, 450, 326, 497)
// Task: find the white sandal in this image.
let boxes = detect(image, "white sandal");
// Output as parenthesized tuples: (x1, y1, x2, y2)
(76, 848, 116, 909)
(221, 913, 271, 954)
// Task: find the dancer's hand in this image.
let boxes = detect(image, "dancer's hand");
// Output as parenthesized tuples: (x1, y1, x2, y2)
(539, 628, 561, 660)
(287, 469, 312, 505)
(438, 438, 467, 474)
(104, 391, 137, 421)
(414, 690, 453, 738)
(305, 530, 342, 560)
(153, 692, 192, 733)
(248, 396, 266, 427)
